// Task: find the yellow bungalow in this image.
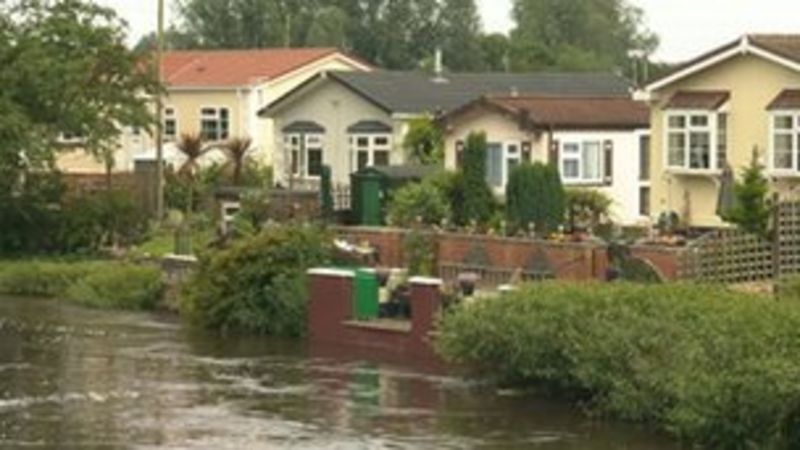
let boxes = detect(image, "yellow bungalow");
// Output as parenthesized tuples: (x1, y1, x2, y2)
(644, 34, 800, 227)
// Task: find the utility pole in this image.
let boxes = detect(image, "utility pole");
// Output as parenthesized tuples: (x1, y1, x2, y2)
(154, 0, 166, 220)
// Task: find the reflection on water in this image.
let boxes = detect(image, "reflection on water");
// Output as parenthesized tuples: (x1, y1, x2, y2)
(0, 296, 676, 449)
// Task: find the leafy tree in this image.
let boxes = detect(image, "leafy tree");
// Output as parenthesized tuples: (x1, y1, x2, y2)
(451, 132, 495, 227)
(480, 33, 511, 72)
(436, 0, 485, 71)
(509, 0, 658, 73)
(506, 162, 565, 235)
(403, 116, 444, 165)
(221, 137, 253, 186)
(305, 5, 349, 47)
(722, 151, 772, 238)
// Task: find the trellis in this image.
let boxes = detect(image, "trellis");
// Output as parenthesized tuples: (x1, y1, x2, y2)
(679, 195, 800, 283)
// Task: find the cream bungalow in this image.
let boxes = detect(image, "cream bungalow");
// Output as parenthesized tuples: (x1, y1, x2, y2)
(261, 70, 634, 189)
(439, 95, 651, 225)
(56, 48, 371, 174)
(644, 34, 800, 227)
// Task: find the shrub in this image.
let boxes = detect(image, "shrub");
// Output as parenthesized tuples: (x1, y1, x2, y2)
(452, 132, 495, 227)
(403, 230, 437, 276)
(505, 163, 565, 235)
(436, 283, 800, 449)
(722, 152, 771, 238)
(0, 261, 102, 297)
(180, 224, 333, 336)
(566, 189, 613, 233)
(403, 116, 444, 165)
(65, 264, 163, 310)
(387, 181, 450, 228)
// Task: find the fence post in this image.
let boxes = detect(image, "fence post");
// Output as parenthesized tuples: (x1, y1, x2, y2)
(773, 192, 781, 280)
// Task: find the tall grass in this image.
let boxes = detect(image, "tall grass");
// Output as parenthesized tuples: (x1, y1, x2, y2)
(436, 282, 800, 449)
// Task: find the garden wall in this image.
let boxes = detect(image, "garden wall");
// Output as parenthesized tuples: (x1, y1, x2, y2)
(334, 226, 609, 284)
(629, 245, 686, 281)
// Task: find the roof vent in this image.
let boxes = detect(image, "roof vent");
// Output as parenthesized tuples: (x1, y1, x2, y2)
(432, 48, 449, 84)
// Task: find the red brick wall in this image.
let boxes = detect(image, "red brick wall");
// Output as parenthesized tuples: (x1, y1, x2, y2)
(307, 270, 443, 365)
(334, 227, 609, 281)
(629, 245, 685, 281)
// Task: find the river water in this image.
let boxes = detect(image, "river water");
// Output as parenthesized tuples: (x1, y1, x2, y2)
(0, 296, 677, 449)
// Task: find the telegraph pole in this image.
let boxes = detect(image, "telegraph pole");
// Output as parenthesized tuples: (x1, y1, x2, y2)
(154, 0, 166, 220)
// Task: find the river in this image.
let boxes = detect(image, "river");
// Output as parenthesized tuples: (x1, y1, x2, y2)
(0, 296, 677, 449)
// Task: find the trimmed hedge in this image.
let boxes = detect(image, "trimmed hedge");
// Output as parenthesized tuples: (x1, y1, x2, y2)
(436, 283, 800, 449)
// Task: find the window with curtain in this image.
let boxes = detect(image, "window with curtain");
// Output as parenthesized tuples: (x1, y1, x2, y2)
(200, 107, 230, 141)
(561, 141, 603, 183)
(284, 133, 324, 178)
(486, 143, 504, 188)
(666, 112, 722, 170)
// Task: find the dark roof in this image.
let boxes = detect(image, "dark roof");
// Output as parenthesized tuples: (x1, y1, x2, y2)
(329, 71, 633, 115)
(664, 90, 731, 110)
(768, 89, 800, 110)
(347, 120, 393, 134)
(442, 95, 649, 131)
(282, 120, 325, 133)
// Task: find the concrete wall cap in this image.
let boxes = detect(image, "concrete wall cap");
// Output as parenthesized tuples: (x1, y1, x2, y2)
(308, 268, 355, 278)
(409, 276, 443, 286)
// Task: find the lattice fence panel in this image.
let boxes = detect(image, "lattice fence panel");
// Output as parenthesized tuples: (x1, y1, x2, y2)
(679, 228, 773, 284)
(777, 199, 800, 277)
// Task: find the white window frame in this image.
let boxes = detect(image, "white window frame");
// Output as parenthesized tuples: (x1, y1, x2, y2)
(350, 134, 392, 172)
(663, 110, 722, 173)
(769, 110, 800, 175)
(560, 140, 604, 185)
(284, 132, 324, 179)
(485, 141, 523, 189)
(199, 106, 230, 142)
(163, 106, 178, 142)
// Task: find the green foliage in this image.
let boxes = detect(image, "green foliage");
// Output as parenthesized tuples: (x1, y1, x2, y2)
(505, 163, 565, 235)
(403, 117, 444, 165)
(509, 0, 658, 74)
(387, 181, 450, 228)
(566, 189, 613, 232)
(0, 260, 103, 297)
(403, 231, 437, 277)
(722, 155, 772, 237)
(452, 132, 495, 227)
(59, 190, 149, 252)
(180, 225, 333, 336)
(65, 264, 163, 310)
(437, 282, 800, 448)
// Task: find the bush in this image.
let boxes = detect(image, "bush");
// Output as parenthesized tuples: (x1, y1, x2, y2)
(0, 260, 102, 297)
(387, 181, 450, 228)
(180, 225, 333, 336)
(65, 264, 163, 310)
(452, 132, 495, 227)
(506, 163, 566, 235)
(403, 230, 437, 276)
(565, 189, 613, 233)
(437, 283, 800, 449)
(403, 116, 444, 165)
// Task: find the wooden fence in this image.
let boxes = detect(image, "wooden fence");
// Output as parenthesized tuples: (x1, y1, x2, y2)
(679, 196, 800, 283)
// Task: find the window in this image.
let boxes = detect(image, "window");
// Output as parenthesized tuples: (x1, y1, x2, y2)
(560, 141, 603, 184)
(639, 135, 651, 181)
(639, 186, 651, 217)
(164, 107, 177, 141)
(666, 112, 726, 171)
(771, 113, 800, 171)
(350, 134, 392, 172)
(284, 133, 324, 178)
(486, 143, 504, 188)
(200, 107, 230, 141)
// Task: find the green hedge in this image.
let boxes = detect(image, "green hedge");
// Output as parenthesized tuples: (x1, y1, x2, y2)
(436, 283, 800, 449)
(0, 260, 163, 310)
(179, 224, 332, 336)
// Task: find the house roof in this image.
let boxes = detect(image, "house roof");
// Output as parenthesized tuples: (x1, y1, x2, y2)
(347, 120, 393, 134)
(441, 95, 650, 131)
(283, 120, 326, 133)
(768, 89, 800, 110)
(263, 70, 633, 116)
(160, 48, 367, 88)
(647, 34, 800, 92)
(664, 90, 731, 110)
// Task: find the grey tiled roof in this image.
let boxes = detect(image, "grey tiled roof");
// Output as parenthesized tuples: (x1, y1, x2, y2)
(330, 71, 633, 115)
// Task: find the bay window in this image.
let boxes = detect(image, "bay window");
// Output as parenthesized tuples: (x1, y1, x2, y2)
(771, 113, 800, 172)
(351, 134, 391, 172)
(665, 112, 726, 171)
(560, 141, 603, 184)
(200, 107, 230, 141)
(284, 133, 324, 178)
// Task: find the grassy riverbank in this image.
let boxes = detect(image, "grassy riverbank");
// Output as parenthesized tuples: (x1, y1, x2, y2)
(436, 283, 800, 449)
(0, 259, 164, 310)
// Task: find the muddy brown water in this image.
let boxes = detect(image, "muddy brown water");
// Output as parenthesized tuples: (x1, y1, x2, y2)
(0, 296, 678, 449)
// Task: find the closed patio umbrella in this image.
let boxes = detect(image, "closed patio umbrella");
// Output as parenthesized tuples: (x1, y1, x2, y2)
(717, 164, 736, 218)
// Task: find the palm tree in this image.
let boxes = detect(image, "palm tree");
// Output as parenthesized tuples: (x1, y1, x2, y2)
(222, 137, 253, 186)
(175, 133, 207, 179)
